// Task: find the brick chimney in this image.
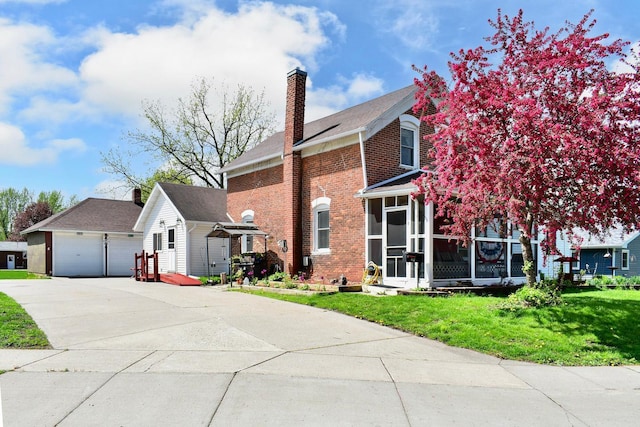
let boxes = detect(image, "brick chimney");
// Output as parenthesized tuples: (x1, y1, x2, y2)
(283, 68, 306, 274)
(132, 188, 143, 206)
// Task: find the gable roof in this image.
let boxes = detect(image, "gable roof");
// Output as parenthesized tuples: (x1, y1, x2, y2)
(158, 182, 227, 221)
(572, 225, 640, 249)
(221, 84, 418, 173)
(133, 182, 227, 231)
(21, 198, 143, 235)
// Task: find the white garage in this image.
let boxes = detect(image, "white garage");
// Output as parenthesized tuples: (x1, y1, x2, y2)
(21, 195, 144, 278)
(52, 232, 141, 277)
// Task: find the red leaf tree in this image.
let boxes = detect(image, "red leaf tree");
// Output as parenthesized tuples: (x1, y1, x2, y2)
(413, 9, 640, 285)
(10, 201, 54, 241)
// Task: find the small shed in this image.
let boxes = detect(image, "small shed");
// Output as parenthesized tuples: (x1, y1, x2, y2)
(0, 241, 28, 269)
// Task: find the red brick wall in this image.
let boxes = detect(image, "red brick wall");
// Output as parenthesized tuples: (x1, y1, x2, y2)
(226, 104, 435, 283)
(301, 144, 366, 283)
(227, 144, 366, 283)
(365, 108, 434, 186)
(227, 167, 285, 268)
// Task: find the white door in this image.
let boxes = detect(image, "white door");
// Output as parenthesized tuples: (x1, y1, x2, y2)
(7, 254, 15, 269)
(167, 228, 176, 272)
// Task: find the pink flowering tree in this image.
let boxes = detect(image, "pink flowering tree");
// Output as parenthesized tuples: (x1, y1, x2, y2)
(413, 9, 640, 285)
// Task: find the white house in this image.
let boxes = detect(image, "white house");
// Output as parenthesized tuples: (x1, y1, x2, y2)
(133, 182, 230, 277)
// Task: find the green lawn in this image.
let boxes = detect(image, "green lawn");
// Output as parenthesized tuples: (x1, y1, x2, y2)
(239, 287, 640, 366)
(0, 292, 50, 348)
(0, 270, 48, 280)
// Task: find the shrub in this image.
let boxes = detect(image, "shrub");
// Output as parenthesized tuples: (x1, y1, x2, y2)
(500, 281, 563, 310)
(268, 271, 287, 282)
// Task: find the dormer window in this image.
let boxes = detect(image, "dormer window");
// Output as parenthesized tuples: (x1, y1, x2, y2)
(399, 114, 420, 169)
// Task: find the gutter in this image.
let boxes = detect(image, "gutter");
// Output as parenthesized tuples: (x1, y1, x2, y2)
(220, 153, 282, 175)
(293, 127, 366, 152)
(358, 130, 368, 190)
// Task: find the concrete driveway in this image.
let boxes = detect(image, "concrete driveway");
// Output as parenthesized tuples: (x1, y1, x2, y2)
(0, 277, 638, 426)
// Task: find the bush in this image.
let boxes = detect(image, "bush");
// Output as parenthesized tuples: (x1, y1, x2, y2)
(268, 271, 288, 282)
(500, 281, 563, 310)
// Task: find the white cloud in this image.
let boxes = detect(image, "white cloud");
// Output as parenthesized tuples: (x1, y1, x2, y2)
(0, 18, 77, 115)
(78, 2, 342, 121)
(305, 73, 385, 121)
(372, 0, 439, 51)
(0, 122, 86, 165)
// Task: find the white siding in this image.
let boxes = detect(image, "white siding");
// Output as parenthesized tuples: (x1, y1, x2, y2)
(187, 224, 229, 277)
(140, 192, 231, 278)
(142, 196, 181, 274)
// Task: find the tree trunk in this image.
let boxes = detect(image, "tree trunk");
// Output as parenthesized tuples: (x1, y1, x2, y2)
(519, 233, 536, 286)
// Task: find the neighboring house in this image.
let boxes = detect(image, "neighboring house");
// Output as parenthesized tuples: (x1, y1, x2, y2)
(222, 69, 553, 288)
(571, 225, 640, 277)
(21, 191, 143, 277)
(132, 182, 230, 277)
(0, 241, 27, 269)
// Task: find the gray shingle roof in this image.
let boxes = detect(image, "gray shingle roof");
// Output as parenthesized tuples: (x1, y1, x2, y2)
(572, 225, 640, 248)
(221, 84, 417, 172)
(158, 182, 227, 222)
(21, 198, 143, 234)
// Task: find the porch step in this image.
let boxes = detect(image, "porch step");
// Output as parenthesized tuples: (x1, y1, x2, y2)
(160, 273, 202, 286)
(363, 284, 403, 296)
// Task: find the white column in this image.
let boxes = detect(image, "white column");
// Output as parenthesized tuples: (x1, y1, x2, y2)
(424, 202, 434, 289)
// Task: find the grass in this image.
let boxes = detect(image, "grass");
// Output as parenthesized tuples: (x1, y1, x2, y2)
(0, 292, 50, 348)
(0, 270, 48, 280)
(238, 287, 640, 366)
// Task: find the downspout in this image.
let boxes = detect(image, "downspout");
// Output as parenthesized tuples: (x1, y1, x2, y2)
(185, 223, 196, 275)
(358, 130, 368, 190)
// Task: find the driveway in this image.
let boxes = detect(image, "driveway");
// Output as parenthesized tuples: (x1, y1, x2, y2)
(0, 277, 638, 426)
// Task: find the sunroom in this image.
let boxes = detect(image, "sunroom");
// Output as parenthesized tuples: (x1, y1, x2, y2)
(359, 172, 539, 289)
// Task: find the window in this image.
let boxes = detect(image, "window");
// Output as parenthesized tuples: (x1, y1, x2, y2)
(622, 249, 630, 270)
(168, 228, 175, 249)
(399, 114, 420, 169)
(312, 197, 331, 253)
(153, 233, 162, 252)
(241, 210, 254, 253)
(400, 128, 415, 166)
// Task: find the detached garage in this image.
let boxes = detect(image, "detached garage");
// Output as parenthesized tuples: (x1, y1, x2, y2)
(21, 192, 143, 277)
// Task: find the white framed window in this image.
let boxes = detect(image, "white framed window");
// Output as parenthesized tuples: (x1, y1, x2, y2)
(153, 233, 163, 252)
(241, 210, 255, 253)
(622, 249, 630, 270)
(399, 114, 420, 169)
(312, 197, 331, 253)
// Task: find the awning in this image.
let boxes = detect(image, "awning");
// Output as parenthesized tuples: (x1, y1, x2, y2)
(206, 222, 268, 238)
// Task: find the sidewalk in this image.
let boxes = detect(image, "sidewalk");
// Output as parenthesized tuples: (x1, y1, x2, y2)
(0, 277, 638, 426)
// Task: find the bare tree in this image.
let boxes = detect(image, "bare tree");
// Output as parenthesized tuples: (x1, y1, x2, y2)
(101, 77, 276, 191)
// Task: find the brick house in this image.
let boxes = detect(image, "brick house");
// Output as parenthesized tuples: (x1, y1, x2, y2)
(222, 69, 563, 289)
(222, 69, 435, 286)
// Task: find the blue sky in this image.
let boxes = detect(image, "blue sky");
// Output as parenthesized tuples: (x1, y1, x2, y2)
(1, 0, 638, 201)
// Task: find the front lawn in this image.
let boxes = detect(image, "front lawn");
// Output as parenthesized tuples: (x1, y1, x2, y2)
(240, 287, 640, 366)
(0, 270, 48, 280)
(0, 292, 50, 348)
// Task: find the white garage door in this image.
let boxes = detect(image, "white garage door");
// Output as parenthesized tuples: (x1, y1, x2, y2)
(107, 235, 141, 276)
(54, 233, 103, 277)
